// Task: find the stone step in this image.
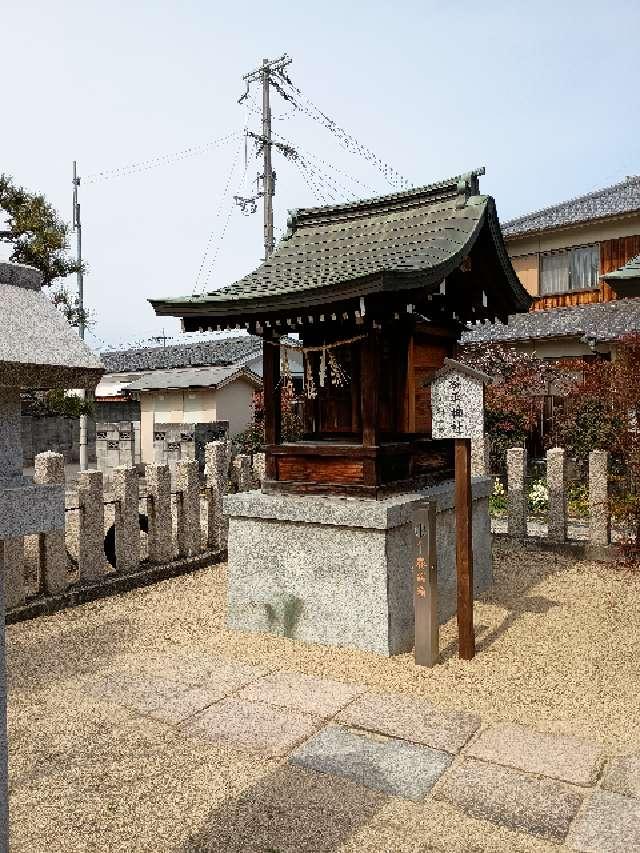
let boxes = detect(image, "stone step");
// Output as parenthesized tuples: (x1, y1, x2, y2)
(290, 725, 453, 800)
(432, 757, 584, 842)
(183, 697, 323, 757)
(236, 670, 366, 718)
(337, 692, 480, 754)
(464, 724, 603, 786)
(568, 790, 640, 852)
(601, 751, 640, 799)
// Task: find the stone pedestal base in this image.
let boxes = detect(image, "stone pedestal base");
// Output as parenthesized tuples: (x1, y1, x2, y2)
(225, 478, 492, 656)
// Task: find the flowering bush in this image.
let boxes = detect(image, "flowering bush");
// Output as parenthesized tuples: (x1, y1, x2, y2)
(528, 481, 549, 514)
(489, 477, 507, 515)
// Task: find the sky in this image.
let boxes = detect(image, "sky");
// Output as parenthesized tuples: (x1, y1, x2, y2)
(2, 0, 639, 353)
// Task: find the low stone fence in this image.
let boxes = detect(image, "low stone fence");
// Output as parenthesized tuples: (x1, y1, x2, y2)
(484, 443, 612, 549)
(3, 442, 265, 617)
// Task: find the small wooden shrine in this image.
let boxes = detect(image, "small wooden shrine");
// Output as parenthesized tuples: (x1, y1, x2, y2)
(152, 169, 530, 497)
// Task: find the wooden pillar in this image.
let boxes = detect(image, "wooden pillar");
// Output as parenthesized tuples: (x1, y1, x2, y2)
(361, 330, 380, 447)
(455, 438, 475, 660)
(263, 335, 281, 480)
(360, 330, 380, 488)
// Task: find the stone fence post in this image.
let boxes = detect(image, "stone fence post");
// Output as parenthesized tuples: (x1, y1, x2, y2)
(470, 435, 490, 478)
(176, 459, 201, 557)
(252, 452, 266, 487)
(232, 453, 254, 492)
(589, 450, 610, 546)
(547, 447, 567, 543)
(146, 464, 173, 563)
(34, 451, 67, 594)
(113, 466, 139, 573)
(205, 440, 229, 553)
(2, 539, 24, 610)
(78, 470, 105, 584)
(507, 447, 528, 540)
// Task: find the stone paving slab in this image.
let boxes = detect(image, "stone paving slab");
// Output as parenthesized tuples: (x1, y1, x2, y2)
(236, 670, 367, 718)
(568, 790, 640, 852)
(129, 651, 271, 689)
(88, 671, 222, 724)
(464, 724, 603, 785)
(601, 751, 640, 799)
(289, 724, 453, 801)
(336, 692, 480, 754)
(183, 697, 323, 757)
(88, 656, 270, 724)
(432, 757, 584, 842)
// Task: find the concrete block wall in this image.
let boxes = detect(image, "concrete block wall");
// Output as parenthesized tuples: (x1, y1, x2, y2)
(21, 415, 96, 466)
(153, 422, 228, 475)
(96, 421, 139, 478)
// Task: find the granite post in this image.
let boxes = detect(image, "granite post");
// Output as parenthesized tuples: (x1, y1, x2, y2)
(547, 447, 567, 543)
(0, 540, 7, 853)
(205, 440, 229, 552)
(589, 450, 610, 546)
(470, 435, 490, 478)
(176, 459, 201, 557)
(252, 452, 266, 487)
(2, 539, 24, 609)
(78, 470, 105, 583)
(507, 447, 528, 540)
(232, 453, 254, 491)
(146, 463, 173, 563)
(113, 466, 139, 573)
(33, 452, 67, 594)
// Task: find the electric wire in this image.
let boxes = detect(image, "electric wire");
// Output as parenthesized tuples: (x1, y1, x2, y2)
(275, 133, 378, 197)
(84, 131, 241, 183)
(274, 72, 411, 190)
(192, 138, 245, 295)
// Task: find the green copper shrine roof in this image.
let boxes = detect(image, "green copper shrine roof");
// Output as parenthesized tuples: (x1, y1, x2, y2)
(150, 169, 530, 321)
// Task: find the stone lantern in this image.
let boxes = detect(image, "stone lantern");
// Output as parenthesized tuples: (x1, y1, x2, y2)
(0, 262, 103, 851)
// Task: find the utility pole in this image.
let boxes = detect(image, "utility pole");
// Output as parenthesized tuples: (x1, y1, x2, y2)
(72, 161, 88, 471)
(261, 59, 274, 259)
(238, 54, 291, 260)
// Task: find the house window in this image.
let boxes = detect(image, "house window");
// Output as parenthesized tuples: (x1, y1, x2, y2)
(540, 245, 600, 295)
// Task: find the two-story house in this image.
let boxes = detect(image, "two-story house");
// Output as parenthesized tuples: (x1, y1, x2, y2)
(463, 175, 640, 360)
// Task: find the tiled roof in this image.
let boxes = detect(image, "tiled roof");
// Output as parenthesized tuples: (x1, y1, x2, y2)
(150, 170, 530, 321)
(100, 335, 262, 374)
(124, 364, 262, 392)
(503, 176, 640, 238)
(461, 298, 640, 345)
(602, 254, 640, 282)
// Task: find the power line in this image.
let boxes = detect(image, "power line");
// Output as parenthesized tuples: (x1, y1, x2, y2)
(193, 138, 246, 294)
(84, 131, 241, 183)
(275, 72, 411, 191)
(274, 133, 378, 197)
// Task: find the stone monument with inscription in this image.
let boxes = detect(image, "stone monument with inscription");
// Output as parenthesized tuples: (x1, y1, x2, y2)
(431, 359, 488, 440)
(0, 262, 103, 852)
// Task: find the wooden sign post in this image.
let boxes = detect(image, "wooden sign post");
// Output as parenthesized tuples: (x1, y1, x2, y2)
(431, 359, 491, 661)
(413, 500, 438, 667)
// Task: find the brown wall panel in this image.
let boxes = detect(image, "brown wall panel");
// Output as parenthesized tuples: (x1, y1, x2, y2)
(278, 456, 364, 484)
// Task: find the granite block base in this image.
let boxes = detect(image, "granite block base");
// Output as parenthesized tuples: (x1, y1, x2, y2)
(225, 478, 492, 656)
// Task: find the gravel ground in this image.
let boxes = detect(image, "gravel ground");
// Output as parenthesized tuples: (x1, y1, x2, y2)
(7, 540, 640, 852)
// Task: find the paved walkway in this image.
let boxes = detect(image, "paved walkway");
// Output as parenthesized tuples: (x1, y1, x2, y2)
(82, 649, 639, 852)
